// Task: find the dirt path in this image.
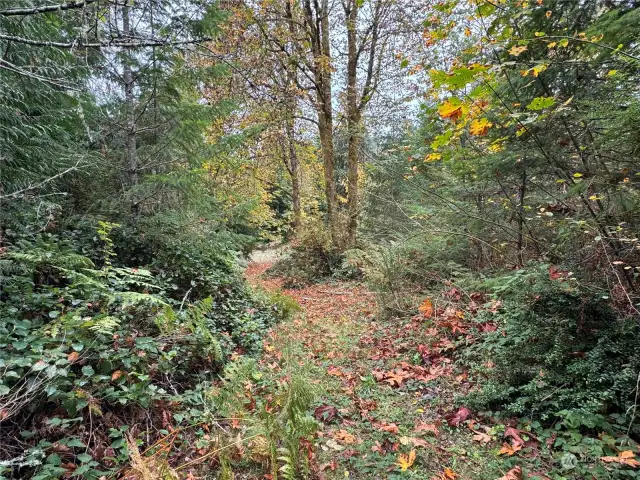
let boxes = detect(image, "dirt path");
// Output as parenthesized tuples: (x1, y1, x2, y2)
(245, 257, 489, 479)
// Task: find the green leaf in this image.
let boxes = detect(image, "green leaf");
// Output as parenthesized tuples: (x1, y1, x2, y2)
(66, 438, 86, 448)
(526, 96, 555, 110)
(33, 360, 48, 371)
(76, 453, 93, 463)
(81, 365, 95, 376)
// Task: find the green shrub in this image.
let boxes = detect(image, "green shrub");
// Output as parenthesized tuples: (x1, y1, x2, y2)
(0, 222, 279, 478)
(266, 218, 342, 287)
(461, 264, 640, 425)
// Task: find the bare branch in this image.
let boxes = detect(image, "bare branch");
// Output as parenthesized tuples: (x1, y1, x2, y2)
(0, 0, 100, 16)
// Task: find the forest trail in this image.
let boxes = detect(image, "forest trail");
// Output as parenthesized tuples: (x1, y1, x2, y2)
(245, 256, 485, 479)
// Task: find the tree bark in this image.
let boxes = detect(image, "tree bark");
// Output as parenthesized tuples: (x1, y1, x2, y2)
(345, 0, 360, 247)
(516, 170, 526, 266)
(285, 118, 301, 230)
(122, 1, 137, 188)
(303, 0, 336, 242)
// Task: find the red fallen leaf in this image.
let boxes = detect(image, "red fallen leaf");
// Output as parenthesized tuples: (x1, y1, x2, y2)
(479, 322, 497, 332)
(245, 392, 256, 411)
(314, 405, 339, 423)
(504, 426, 525, 446)
(111, 370, 124, 381)
(53, 443, 71, 453)
(67, 351, 80, 362)
(496, 466, 523, 480)
(446, 407, 472, 426)
(444, 287, 461, 300)
(327, 366, 344, 377)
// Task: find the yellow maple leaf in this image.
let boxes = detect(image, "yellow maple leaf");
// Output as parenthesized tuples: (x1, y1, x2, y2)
(469, 118, 493, 136)
(397, 449, 416, 471)
(425, 153, 442, 162)
(438, 100, 464, 122)
(508, 45, 528, 56)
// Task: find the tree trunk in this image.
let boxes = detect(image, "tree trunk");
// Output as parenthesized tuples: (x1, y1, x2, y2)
(345, 0, 360, 247)
(285, 118, 301, 230)
(122, 1, 137, 187)
(304, 0, 336, 241)
(516, 170, 526, 266)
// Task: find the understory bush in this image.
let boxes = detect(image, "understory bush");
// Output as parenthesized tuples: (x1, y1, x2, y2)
(461, 264, 640, 429)
(0, 222, 283, 479)
(266, 218, 343, 287)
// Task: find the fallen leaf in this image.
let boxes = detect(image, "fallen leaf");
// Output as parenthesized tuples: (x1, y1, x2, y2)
(397, 449, 416, 471)
(446, 407, 472, 426)
(67, 351, 80, 362)
(600, 450, 640, 468)
(472, 431, 491, 444)
(333, 429, 358, 445)
(314, 405, 339, 423)
(504, 426, 524, 446)
(496, 466, 523, 480)
(377, 422, 400, 434)
(324, 439, 344, 451)
(399, 436, 430, 448)
(498, 442, 522, 456)
(443, 468, 457, 479)
(111, 370, 124, 381)
(415, 422, 440, 437)
(419, 298, 434, 318)
(432, 468, 457, 480)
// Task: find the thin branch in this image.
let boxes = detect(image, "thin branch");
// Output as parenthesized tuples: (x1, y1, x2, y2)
(0, 33, 212, 49)
(1, 161, 83, 200)
(0, 0, 99, 16)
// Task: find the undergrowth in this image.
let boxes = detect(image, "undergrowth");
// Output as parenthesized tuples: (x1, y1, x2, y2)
(0, 222, 287, 479)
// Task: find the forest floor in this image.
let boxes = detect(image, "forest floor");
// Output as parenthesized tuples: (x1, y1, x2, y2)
(244, 253, 507, 480)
